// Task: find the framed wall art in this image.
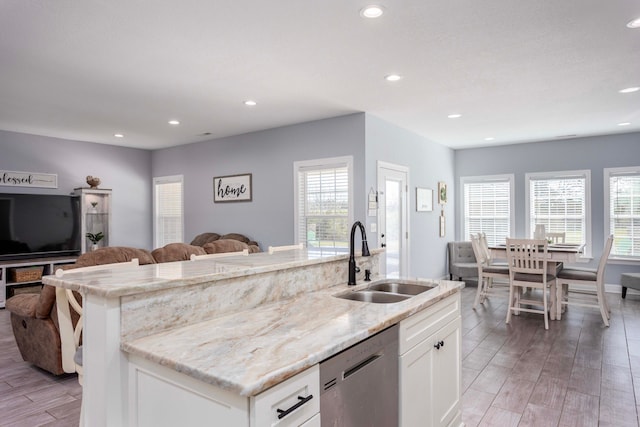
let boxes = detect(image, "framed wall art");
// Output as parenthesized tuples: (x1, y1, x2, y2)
(416, 187, 433, 212)
(438, 181, 447, 205)
(213, 173, 252, 202)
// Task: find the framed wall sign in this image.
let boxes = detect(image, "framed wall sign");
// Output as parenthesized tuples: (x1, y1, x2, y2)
(416, 187, 433, 212)
(0, 170, 58, 189)
(213, 173, 252, 202)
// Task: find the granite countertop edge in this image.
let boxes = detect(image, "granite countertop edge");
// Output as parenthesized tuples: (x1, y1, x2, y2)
(121, 278, 464, 397)
(41, 250, 365, 298)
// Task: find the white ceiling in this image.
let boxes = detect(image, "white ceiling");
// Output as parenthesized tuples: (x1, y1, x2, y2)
(1, 0, 639, 150)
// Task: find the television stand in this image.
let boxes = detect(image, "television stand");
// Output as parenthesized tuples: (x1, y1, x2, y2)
(0, 256, 78, 308)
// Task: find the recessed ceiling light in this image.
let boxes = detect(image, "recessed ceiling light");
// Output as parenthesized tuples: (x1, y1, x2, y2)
(114, 133, 124, 138)
(385, 74, 402, 82)
(360, 5, 384, 18)
(618, 122, 631, 126)
(447, 114, 462, 119)
(168, 120, 180, 125)
(484, 137, 495, 141)
(619, 87, 640, 93)
(627, 17, 640, 28)
(244, 100, 257, 106)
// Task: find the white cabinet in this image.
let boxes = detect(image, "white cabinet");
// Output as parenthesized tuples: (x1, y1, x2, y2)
(399, 294, 462, 427)
(128, 355, 319, 427)
(74, 188, 112, 253)
(0, 257, 76, 307)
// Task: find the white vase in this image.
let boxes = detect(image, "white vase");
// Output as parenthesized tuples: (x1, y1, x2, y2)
(92, 244, 99, 251)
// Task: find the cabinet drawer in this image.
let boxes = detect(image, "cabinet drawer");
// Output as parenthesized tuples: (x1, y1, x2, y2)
(251, 365, 319, 427)
(399, 294, 460, 355)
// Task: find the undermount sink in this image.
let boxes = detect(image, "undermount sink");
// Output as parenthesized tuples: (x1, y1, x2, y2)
(367, 281, 436, 295)
(336, 290, 410, 304)
(334, 280, 437, 304)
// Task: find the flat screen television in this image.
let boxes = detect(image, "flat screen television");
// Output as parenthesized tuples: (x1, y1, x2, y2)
(0, 193, 81, 261)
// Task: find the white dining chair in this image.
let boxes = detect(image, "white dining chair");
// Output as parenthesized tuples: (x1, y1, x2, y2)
(470, 234, 510, 309)
(190, 249, 249, 260)
(505, 238, 556, 330)
(268, 243, 304, 254)
(555, 235, 613, 326)
(55, 258, 140, 424)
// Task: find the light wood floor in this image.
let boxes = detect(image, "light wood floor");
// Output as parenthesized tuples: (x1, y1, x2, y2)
(1, 285, 639, 426)
(0, 308, 81, 427)
(461, 285, 640, 427)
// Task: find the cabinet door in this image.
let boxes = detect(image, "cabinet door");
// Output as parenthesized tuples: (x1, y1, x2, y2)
(399, 336, 434, 427)
(299, 413, 320, 427)
(399, 316, 461, 427)
(432, 317, 461, 427)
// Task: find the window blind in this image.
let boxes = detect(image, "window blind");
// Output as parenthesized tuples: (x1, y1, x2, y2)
(529, 175, 585, 244)
(154, 176, 184, 247)
(609, 170, 640, 258)
(464, 179, 511, 246)
(296, 164, 350, 252)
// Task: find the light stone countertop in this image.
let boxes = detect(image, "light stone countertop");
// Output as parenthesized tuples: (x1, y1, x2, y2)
(121, 277, 464, 397)
(42, 249, 355, 298)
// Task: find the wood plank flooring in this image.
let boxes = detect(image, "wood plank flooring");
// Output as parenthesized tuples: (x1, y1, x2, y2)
(461, 285, 640, 427)
(0, 309, 81, 427)
(1, 285, 639, 426)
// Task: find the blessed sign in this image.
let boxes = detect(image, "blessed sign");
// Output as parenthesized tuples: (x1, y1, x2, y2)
(0, 170, 58, 189)
(213, 173, 252, 202)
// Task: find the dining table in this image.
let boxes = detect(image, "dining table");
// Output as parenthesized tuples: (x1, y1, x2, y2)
(489, 242, 586, 321)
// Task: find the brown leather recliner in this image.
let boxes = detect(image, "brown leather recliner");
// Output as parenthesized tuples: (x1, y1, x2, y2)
(5, 247, 156, 375)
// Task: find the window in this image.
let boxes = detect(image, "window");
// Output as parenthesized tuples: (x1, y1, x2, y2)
(294, 156, 353, 253)
(153, 175, 184, 247)
(461, 175, 514, 246)
(526, 170, 591, 254)
(605, 166, 640, 260)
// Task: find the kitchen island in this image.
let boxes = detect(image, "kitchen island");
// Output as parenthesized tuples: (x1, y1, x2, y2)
(44, 249, 463, 426)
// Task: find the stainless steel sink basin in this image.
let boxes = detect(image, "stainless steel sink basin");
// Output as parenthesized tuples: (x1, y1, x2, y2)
(335, 290, 410, 304)
(333, 280, 438, 304)
(366, 281, 435, 296)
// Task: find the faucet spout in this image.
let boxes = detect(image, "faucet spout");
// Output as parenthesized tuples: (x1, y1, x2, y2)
(348, 221, 370, 286)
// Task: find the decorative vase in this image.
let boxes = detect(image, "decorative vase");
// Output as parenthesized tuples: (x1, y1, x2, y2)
(86, 176, 101, 188)
(92, 244, 99, 251)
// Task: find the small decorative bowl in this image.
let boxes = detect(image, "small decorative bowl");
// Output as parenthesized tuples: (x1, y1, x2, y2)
(86, 176, 101, 188)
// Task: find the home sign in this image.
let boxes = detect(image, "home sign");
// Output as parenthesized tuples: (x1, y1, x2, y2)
(213, 173, 252, 202)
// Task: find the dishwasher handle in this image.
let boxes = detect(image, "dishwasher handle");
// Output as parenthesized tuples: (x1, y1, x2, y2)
(277, 395, 314, 419)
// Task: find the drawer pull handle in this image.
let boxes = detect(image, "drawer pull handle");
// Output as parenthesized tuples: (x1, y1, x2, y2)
(434, 340, 445, 349)
(277, 395, 313, 419)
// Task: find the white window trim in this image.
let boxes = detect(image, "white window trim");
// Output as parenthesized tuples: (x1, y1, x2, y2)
(293, 156, 354, 246)
(525, 169, 591, 257)
(153, 174, 184, 248)
(604, 166, 640, 264)
(460, 174, 515, 243)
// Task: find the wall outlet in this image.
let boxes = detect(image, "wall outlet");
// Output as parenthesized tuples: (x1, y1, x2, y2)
(370, 223, 377, 233)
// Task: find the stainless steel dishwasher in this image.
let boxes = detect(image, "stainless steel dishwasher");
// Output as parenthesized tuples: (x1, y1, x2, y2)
(319, 324, 399, 426)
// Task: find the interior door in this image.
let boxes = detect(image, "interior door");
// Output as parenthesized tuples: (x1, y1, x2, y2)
(377, 162, 409, 277)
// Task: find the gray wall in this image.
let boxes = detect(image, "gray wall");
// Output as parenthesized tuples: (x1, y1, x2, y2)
(0, 130, 153, 249)
(365, 115, 456, 279)
(152, 114, 367, 247)
(454, 132, 640, 284)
